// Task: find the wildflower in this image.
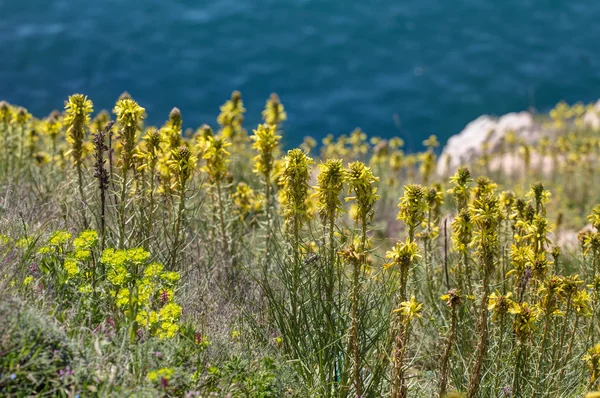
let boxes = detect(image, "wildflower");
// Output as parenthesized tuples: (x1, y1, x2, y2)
(314, 159, 345, 222)
(448, 167, 472, 210)
(385, 238, 421, 270)
(574, 289, 593, 316)
(589, 205, 600, 230)
(397, 184, 428, 238)
(509, 302, 539, 339)
(147, 368, 174, 382)
(63, 259, 80, 277)
(583, 344, 600, 384)
(251, 123, 281, 179)
(74, 249, 91, 261)
(64, 94, 93, 166)
(144, 262, 164, 278)
(116, 288, 130, 307)
(526, 182, 551, 216)
(202, 136, 231, 183)
(167, 145, 197, 188)
(16, 237, 33, 249)
(58, 366, 74, 378)
(537, 275, 564, 316)
(232, 182, 262, 218)
(22, 276, 33, 286)
(73, 230, 98, 251)
(163, 107, 183, 149)
(488, 291, 514, 321)
(217, 91, 246, 140)
(113, 98, 145, 161)
(394, 296, 423, 323)
(452, 209, 473, 254)
(262, 93, 287, 126)
(78, 284, 93, 294)
(49, 230, 72, 246)
(280, 149, 313, 227)
(440, 289, 463, 307)
(344, 161, 379, 224)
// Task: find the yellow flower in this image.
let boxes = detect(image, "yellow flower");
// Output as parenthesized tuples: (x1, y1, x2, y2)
(262, 93, 287, 126)
(583, 344, 600, 383)
(64, 94, 93, 165)
(73, 230, 98, 250)
(394, 296, 423, 323)
(159, 302, 182, 322)
(280, 149, 313, 227)
(314, 159, 345, 222)
(251, 123, 281, 178)
(385, 238, 421, 269)
(49, 230, 72, 246)
(144, 262, 164, 278)
(116, 288, 130, 307)
(147, 367, 174, 382)
(22, 276, 34, 286)
(344, 161, 379, 223)
(63, 259, 80, 277)
(202, 136, 231, 183)
(160, 271, 180, 284)
(488, 291, 514, 320)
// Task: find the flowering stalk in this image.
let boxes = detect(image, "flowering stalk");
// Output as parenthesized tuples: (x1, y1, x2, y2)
(281, 148, 312, 327)
(167, 145, 196, 269)
(251, 123, 281, 258)
(65, 94, 93, 228)
(467, 193, 500, 398)
(113, 98, 145, 248)
(439, 289, 462, 397)
(393, 296, 422, 398)
(511, 301, 538, 396)
(343, 161, 379, 397)
(92, 121, 113, 249)
(385, 238, 421, 398)
(202, 136, 231, 254)
(136, 128, 164, 246)
(488, 291, 514, 393)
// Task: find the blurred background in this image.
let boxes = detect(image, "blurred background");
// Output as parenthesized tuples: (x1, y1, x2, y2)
(1, 0, 599, 149)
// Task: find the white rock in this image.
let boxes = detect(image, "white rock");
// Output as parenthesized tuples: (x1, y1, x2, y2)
(583, 99, 600, 129)
(437, 111, 540, 175)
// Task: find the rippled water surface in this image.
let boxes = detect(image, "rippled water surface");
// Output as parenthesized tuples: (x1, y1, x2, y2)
(1, 0, 599, 148)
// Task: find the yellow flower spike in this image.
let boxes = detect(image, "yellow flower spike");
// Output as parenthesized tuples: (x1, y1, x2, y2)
(113, 98, 145, 168)
(344, 161, 379, 224)
(589, 205, 600, 231)
(451, 209, 473, 254)
(397, 184, 428, 238)
(448, 167, 472, 211)
(64, 94, 93, 166)
(232, 182, 259, 219)
(583, 344, 600, 384)
(167, 145, 197, 189)
(314, 159, 345, 222)
(251, 123, 281, 178)
(262, 93, 287, 126)
(574, 289, 593, 317)
(280, 148, 313, 228)
(202, 136, 231, 183)
(217, 90, 246, 141)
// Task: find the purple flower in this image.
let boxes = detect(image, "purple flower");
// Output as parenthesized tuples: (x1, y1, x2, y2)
(59, 366, 74, 378)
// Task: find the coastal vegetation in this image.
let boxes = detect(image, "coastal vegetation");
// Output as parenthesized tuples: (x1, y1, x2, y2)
(1, 93, 600, 397)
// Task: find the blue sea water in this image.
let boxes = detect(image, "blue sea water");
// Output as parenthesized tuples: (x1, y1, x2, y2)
(1, 0, 600, 149)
